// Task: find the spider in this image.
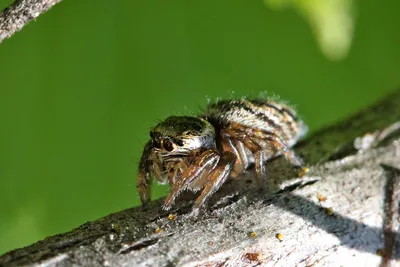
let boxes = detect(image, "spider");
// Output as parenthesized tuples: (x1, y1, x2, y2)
(137, 98, 307, 211)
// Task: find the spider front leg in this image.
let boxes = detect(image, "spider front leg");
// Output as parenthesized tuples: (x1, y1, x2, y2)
(137, 141, 154, 204)
(138, 171, 151, 204)
(167, 160, 188, 186)
(163, 150, 220, 210)
(193, 151, 236, 210)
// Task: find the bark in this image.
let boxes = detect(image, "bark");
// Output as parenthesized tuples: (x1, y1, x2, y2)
(1, 89, 400, 267)
(0, 0, 62, 44)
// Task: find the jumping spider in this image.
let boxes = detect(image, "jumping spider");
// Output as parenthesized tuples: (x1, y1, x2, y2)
(138, 98, 307, 211)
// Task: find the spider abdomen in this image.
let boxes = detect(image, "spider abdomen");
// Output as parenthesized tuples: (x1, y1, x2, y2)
(203, 99, 307, 148)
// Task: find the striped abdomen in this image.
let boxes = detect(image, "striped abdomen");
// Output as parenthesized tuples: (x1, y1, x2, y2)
(203, 99, 307, 147)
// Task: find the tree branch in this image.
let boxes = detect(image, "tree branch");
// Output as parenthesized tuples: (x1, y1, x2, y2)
(1, 89, 400, 266)
(0, 0, 62, 43)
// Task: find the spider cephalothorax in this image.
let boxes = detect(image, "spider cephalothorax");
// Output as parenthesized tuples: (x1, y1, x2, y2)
(138, 98, 307, 211)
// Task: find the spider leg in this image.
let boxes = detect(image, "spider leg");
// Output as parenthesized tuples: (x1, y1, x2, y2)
(264, 135, 302, 167)
(221, 137, 246, 177)
(189, 168, 212, 191)
(240, 137, 266, 185)
(223, 127, 267, 184)
(262, 135, 308, 176)
(224, 124, 304, 182)
(234, 140, 250, 170)
(163, 150, 220, 210)
(150, 151, 164, 181)
(240, 127, 302, 167)
(168, 160, 188, 186)
(193, 151, 236, 210)
(138, 171, 152, 204)
(137, 140, 154, 204)
(250, 130, 308, 177)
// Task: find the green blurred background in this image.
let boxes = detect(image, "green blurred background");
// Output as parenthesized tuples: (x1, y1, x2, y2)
(0, 0, 399, 254)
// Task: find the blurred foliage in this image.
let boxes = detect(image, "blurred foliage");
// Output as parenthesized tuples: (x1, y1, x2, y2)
(0, 0, 399, 255)
(265, 0, 354, 60)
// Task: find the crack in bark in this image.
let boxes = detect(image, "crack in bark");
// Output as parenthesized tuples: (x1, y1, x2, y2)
(119, 237, 161, 254)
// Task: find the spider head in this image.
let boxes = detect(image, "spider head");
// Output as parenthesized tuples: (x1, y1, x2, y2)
(150, 116, 215, 155)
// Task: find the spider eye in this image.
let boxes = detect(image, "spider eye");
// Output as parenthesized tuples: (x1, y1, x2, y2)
(176, 139, 184, 146)
(163, 140, 174, 152)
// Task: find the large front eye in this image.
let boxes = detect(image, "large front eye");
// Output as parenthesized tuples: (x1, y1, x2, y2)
(163, 140, 174, 152)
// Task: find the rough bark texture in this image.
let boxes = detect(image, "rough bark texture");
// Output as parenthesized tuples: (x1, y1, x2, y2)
(0, 0, 62, 43)
(1, 90, 400, 267)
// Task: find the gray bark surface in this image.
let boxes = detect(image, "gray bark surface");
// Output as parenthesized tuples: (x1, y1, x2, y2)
(0, 0, 62, 43)
(1, 89, 400, 267)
